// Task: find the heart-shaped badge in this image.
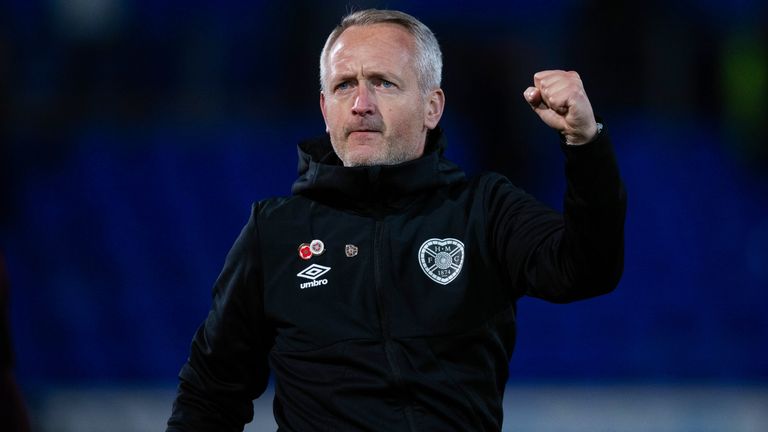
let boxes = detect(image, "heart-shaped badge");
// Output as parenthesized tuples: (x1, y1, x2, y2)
(418, 238, 465, 285)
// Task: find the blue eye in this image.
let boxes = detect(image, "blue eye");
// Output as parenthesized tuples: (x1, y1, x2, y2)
(336, 81, 350, 91)
(381, 80, 394, 88)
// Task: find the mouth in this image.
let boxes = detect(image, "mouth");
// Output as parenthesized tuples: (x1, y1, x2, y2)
(346, 120, 383, 137)
(348, 130, 381, 137)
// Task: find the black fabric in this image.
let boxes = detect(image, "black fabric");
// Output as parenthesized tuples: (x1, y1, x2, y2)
(291, 127, 464, 211)
(168, 126, 626, 431)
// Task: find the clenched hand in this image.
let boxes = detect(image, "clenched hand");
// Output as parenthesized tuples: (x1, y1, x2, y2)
(524, 70, 598, 145)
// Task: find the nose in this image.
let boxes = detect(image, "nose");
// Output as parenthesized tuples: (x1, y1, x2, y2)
(351, 83, 375, 116)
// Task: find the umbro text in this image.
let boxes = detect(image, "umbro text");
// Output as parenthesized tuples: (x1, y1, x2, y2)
(300, 279, 328, 289)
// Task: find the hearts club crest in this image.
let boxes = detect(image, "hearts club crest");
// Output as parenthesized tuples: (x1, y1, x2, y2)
(418, 238, 464, 285)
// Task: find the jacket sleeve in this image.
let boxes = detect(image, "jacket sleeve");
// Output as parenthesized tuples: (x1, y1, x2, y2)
(167, 204, 273, 431)
(487, 126, 626, 303)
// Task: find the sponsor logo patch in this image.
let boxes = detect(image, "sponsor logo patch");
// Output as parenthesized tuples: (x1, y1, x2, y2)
(418, 238, 464, 285)
(297, 264, 331, 289)
(297, 264, 331, 280)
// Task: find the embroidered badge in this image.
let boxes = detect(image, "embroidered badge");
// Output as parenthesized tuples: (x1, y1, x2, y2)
(345, 244, 358, 257)
(418, 238, 465, 285)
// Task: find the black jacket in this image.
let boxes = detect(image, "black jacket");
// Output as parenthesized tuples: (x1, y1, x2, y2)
(167, 127, 626, 431)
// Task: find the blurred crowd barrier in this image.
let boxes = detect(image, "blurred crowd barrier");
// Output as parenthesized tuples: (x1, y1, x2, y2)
(27, 383, 768, 432)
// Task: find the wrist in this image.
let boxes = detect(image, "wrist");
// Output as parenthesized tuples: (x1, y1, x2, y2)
(564, 122, 603, 146)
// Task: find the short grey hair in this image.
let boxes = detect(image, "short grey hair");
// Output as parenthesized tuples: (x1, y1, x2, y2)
(319, 9, 442, 95)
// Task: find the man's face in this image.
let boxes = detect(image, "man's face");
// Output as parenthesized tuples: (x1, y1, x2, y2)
(320, 23, 444, 167)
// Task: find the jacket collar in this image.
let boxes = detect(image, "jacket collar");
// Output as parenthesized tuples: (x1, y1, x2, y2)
(291, 127, 465, 207)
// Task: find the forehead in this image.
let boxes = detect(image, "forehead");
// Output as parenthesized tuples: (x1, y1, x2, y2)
(326, 23, 417, 74)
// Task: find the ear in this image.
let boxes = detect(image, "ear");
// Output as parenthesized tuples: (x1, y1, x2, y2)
(320, 91, 329, 133)
(424, 88, 445, 130)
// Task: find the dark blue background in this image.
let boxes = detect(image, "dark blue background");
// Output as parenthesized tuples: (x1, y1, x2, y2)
(1, 0, 766, 389)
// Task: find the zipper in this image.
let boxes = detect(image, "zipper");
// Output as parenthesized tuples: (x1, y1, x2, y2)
(372, 219, 417, 431)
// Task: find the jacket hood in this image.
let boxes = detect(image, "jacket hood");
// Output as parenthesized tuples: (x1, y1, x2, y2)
(291, 127, 465, 207)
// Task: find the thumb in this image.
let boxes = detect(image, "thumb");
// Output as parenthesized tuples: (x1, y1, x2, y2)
(523, 86, 567, 131)
(523, 86, 541, 109)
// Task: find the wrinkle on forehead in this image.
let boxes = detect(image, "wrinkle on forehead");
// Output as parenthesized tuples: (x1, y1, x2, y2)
(326, 23, 417, 82)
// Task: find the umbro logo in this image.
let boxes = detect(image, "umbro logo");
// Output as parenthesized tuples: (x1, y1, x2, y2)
(297, 264, 331, 289)
(297, 264, 331, 280)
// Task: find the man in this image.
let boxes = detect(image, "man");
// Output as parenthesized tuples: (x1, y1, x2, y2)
(167, 9, 625, 432)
